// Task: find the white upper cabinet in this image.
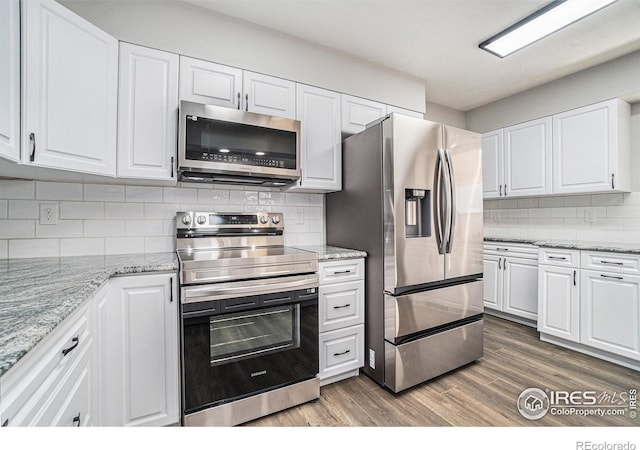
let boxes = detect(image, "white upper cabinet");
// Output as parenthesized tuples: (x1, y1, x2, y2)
(179, 57, 296, 119)
(481, 129, 503, 199)
(291, 84, 341, 193)
(117, 43, 179, 180)
(22, 0, 118, 176)
(387, 105, 423, 119)
(179, 56, 242, 109)
(0, 0, 20, 162)
(341, 94, 387, 134)
(553, 98, 631, 195)
(243, 71, 296, 119)
(503, 117, 552, 197)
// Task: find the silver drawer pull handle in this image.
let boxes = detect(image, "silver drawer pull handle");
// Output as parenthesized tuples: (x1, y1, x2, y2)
(333, 349, 351, 357)
(62, 336, 79, 357)
(496, 247, 509, 251)
(600, 260, 623, 266)
(548, 256, 567, 261)
(333, 270, 352, 275)
(600, 274, 623, 280)
(333, 304, 351, 309)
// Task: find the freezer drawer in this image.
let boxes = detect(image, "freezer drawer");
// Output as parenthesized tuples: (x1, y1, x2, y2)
(384, 280, 483, 342)
(384, 319, 484, 393)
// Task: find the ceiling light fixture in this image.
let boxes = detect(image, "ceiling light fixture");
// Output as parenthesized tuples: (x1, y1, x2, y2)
(479, 0, 618, 58)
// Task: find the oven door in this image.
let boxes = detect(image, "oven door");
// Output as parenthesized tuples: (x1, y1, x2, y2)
(181, 277, 318, 415)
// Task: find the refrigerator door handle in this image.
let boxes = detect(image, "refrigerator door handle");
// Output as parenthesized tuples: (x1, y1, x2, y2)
(433, 148, 446, 254)
(443, 148, 456, 253)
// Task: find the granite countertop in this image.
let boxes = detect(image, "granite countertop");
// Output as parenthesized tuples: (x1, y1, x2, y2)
(484, 237, 640, 255)
(0, 252, 178, 378)
(294, 245, 367, 260)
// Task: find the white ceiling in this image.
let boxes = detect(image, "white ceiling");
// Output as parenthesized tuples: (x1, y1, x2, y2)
(184, 0, 640, 111)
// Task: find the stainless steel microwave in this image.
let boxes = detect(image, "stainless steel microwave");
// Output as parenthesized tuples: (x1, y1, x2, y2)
(178, 101, 301, 186)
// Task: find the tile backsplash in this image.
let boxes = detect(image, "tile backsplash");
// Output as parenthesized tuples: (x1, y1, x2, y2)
(484, 192, 640, 243)
(0, 179, 324, 259)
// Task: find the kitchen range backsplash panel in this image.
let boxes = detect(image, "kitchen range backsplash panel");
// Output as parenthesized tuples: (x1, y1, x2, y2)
(484, 192, 640, 243)
(0, 180, 324, 259)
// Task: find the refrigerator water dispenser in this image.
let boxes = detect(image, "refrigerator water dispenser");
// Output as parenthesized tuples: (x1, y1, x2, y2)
(405, 189, 430, 238)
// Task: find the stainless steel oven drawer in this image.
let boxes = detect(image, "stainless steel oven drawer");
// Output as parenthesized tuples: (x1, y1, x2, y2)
(384, 319, 483, 393)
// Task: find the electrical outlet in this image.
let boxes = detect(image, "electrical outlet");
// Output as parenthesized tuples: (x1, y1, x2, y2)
(295, 207, 304, 224)
(491, 210, 501, 223)
(40, 203, 58, 225)
(584, 208, 596, 223)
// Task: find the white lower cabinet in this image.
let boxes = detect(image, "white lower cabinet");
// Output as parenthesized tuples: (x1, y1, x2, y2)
(483, 243, 538, 323)
(99, 273, 179, 427)
(537, 263, 580, 342)
(318, 258, 365, 386)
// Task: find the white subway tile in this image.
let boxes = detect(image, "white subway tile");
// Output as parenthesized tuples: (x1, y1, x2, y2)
(506, 209, 529, 218)
(105, 202, 144, 219)
(178, 181, 208, 189)
(606, 230, 640, 243)
(297, 232, 323, 246)
(285, 193, 310, 205)
(529, 208, 551, 218)
(284, 219, 309, 233)
(60, 238, 105, 257)
(144, 236, 175, 253)
(145, 203, 180, 219)
(229, 190, 258, 205)
(36, 182, 82, 200)
(591, 193, 624, 207)
(179, 204, 201, 213)
(9, 239, 59, 258)
(591, 218, 624, 230)
(562, 218, 589, 228)
(516, 218, 539, 226)
(309, 194, 324, 206)
(562, 195, 590, 207)
(302, 207, 323, 220)
(84, 220, 125, 237)
(0, 240, 6, 259)
(576, 230, 607, 242)
(309, 220, 323, 233)
(60, 201, 104, 219)
(126, 220, 163, 237)
(622, 193, 640, 205)
(105, 237, 145, 254)
(623, 218, 640, 230)
(247, 205, 273, 213)
(517, 198, 538, 208)
(283, 233, 298, 246)
(162, 220, 176, 236)
(0, 220, 35, 238)
(498, 199, 519, 209)
(36, 220, 83, 238)
(125, 186, 164, 203)
(198, 189, 230, 205)
(0, 200, 7, 219)
(0, 180, 35, 199)
(550, 207, 577, 218)
(549, 229, 577, 240)
(164, 187, 198, 203)
(83, 184, 124, 202)
(606, 205, 640, 218)
(259, 192, 285, 205)
(538, 197, 564, 208)
(483, 200, 499, 210)
(8, 200, 40, 219)
(538, 218, 563, 226)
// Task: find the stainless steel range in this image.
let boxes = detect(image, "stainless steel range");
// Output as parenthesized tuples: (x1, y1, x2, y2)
(176, 211, 319, 426)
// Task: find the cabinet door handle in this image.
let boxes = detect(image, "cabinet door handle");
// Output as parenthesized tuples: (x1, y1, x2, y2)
(29, 133, 36, 162)
(73, 413, 81, 427)
(611, 173, 615, 189)
(333, 303, 351, 309)
(573, 270, 576, 286)
(2, 418, 8, 427)
(504, 184, 507, 196)
(548, 256, 567, 261)
(170, 156, 174, 178)
(333, 349, 351, 357)
(62, 336, 79, 357)
(499, 185, 502, 197)
(600, 260, 623, 266)
(503, 259, 507, 271)
(498, 257, 502, 270)
(245, 94, 249, 111)
(237, 92, 241, 109)
(600, 274, 623, 280)
(170, 277, 174, 303)
(333, 270, 352, 275)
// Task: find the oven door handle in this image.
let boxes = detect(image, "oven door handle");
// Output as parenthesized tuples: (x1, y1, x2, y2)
(181, 273, 318, 304)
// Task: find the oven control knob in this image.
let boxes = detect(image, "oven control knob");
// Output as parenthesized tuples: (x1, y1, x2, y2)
(196, 215, 207, 225)
(260, 216, 269, 224)
(182, 215, 192, 225)
(271, 216, 281, 225)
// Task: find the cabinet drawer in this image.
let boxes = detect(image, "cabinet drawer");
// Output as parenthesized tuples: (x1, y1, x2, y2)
(319, 258, 364, 284)
(581, 251, 640, 275)
(319, 280, 364, 332)
(0, 303, 91, 427)
(538, 248, 581, 268)
(319, 325, 364, 379)
(483, 242, 538, 259)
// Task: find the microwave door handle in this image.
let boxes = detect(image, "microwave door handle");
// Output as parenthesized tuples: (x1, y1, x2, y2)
(433, 149, 444, 254)
(444, 148, 456, 253)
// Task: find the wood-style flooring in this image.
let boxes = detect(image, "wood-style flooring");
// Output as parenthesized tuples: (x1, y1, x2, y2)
(246, 315, 639, 426)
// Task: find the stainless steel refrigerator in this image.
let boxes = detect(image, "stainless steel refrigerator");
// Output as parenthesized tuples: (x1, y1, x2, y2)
(326, 113, 484, 393)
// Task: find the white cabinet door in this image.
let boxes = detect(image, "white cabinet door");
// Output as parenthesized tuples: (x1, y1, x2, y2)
(292, 84, 341, 192)
(387, 105, 423, 119)
(537, 265, 579, 342)
(553, 99, 630, 194)
(0, 0, 20, 162)
(504, 117, 552, 197)
(481, 129, 503, 199)
(483, 254, 502, 311)
(22, 0, 118, 176)
(503, 257, 538, 320)
(117, 43, 179, 180)
(580, 270, 640, 361)
(179, 56, 242, 108)
(243, 71, 296, 119)
(340, 94, 386, 134)
(101, 274, 179, 427)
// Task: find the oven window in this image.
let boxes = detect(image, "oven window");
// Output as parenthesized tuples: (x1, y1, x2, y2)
(209, 304, 300, 366)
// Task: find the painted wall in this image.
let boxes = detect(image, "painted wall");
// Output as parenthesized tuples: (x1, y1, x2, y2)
(425, 102, 466, 129)
(60, 0, 426, 112)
